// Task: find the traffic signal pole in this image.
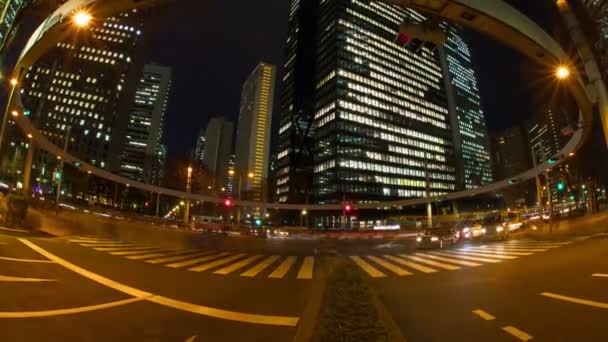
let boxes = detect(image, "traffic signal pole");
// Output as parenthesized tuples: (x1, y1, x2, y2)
(55, 126, 70, 207)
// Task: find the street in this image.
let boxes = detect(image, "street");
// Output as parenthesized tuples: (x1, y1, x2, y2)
(1, 226, 607, 341)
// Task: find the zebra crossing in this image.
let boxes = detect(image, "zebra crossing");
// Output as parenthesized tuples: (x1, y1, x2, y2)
(66, 237, 316, 280)
(350, 240, 573, 278)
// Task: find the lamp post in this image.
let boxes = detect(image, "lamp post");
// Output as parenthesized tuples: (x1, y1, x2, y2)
(184, 166, 192, 226)
(0, 78, 19, 154)
(300, 209, 308, 228)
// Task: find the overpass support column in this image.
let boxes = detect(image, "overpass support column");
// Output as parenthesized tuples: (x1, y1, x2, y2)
(22, 139, 35, 196)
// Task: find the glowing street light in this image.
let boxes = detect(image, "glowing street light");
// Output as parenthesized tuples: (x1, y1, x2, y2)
(9, 78, 17, 86)
(11, 110, 18, 117)
(73, 11, 92, 28)
(556, 65, 570, 80)
(248, 172, 255, 178)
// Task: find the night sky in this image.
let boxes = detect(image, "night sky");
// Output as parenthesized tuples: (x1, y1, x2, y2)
(147, 1, 556, 156)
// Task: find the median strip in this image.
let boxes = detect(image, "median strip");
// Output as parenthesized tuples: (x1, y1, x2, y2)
(18, 238, 299, 327)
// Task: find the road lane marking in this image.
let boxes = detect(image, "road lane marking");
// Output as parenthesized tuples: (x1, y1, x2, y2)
(399, 254, 460, 270)
(146, 251, 215, 264)
(367, 256, 412, 276)
(443, 250, 517, 260)
(350, 256, 386, 278)
(541, 292, 608, 309)
(478, 246, 547, 252)
(167, 252, 231, 268)
(414, 253, 481, 267)
(592, 273, 608, 278)
(241, 255, 280, 277)
(108, 248, 162, 256)
(297, 256, 315, 279)
(502, 326, 533, 341)
(0, 297, 146, 318)
(268, 256, 297, 279)
(454, 249, 522, 258)
(80, 243, 137, 248)
(429, 251, 502, 263)
(96, 246, 154, 252)
(214, 255, 263, 275)
(185, 336, 196, 342)
(189, 254, 248, 272)
(19, 239, 299, 326)
(126, 250, 196, 260)
(384, 255, 437, 273)
(0, 275, 55, 282)
(0, 256, 54, 263)
(68, 239, 115, 244)
(465, 248, 532, 256)
(472, 309, 495, 321)
(0, 226, 28, 233)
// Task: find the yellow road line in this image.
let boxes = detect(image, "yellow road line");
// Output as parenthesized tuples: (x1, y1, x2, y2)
(451, 250, 520, 259)
(541, 292, 608, 309)
(502, 326, 533, 341)
(367, 256, 412, 276)
(0, 297, 146, 318)
(127, 250, 196, 260)
(268, 256, 297, 279)
(19, 239, 299, 326)
(214, 255, 263, 275)
(472, 309, 495, 321)
(349, 256, 386, 278)
(189, 254, 248, 272)
(0, 275, 55, 282)
(241, 255, 280, 277)
(592, 273, 608, 278)
(433, 251, 504, 262)
(399, 254, 460, 270)
(415, 253, 481, 267)
(0, 256, 54, 263)
(297, 256, 315, 279)
(146, 251, 214, 264)
(384, 255, 437, 273)
(167, 252, 231, 268)
(465, 248, 532, 256)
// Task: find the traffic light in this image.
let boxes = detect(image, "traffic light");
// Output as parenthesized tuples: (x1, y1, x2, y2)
(509, 179, 517, 185)
(224, 199, 233, 207)
(255, 219, 262, 227)
(24, 109, 31, 116)
(557, 181, 566, 192)
(53, 169, 61, 182)
(344, 203, 352, 213)
(74, 161, 82, 168)
(548, 157, 559, 164)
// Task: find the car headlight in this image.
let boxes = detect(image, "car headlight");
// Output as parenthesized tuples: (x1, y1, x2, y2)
(416, 237, 422, 242)
(431, 236, 439, 242)
(463, 228, 470, 233)
(481, 228, 487, 234)
(496, 226, 504, 232)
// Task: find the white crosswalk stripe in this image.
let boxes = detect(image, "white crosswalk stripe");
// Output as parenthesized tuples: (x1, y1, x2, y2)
(415, 253, 482, 267)
(146, 251, 216, 264)
(297, 257, 315, 279)
(449, 250, 520, 259)
(429, 251, 502, 263)
(383, 255, 438, 273)
(189, 254, 248, 272)
(464, 247, 533, 256)
(350, 256, 386, 278)
(268, 256, 297, 279)
(167, 252, 231, 268)
(126, 250, 199, 260)
(214, 255, 263, 275)
(241, 256, 280, 277)
(399, 254, 461, 271)
(367, 256, 412, 276)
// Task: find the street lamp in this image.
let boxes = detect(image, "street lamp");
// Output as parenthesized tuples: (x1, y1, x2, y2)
(556, 65, 570, 80)
(184, 166, 193, 226)
(234, 170, 255, 224)
(300, 209, 308, 227)
(73, 11, 92, 28)
(9, 78, 17, 86)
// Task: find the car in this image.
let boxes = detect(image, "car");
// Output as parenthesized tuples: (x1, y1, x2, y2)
(417, 227, 458, 249)
(481, 215, 508, 241)
(463, 221, 485, 240)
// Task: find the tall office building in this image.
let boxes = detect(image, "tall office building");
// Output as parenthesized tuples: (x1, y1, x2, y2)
(21, 10, 146, 183)
(235, 62, 276, 201)
(443, 25, 492, 189)
(0, 0, 26, 52)
(193, 129, 205, 167)
(491, 127, 533, 207)
(202, 117, 233, 187)
(120, 63, 172, 184)
(278, 0, 457, 205)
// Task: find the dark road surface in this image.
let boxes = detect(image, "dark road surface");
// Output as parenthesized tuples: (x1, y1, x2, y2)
(1, 226, 607, 341)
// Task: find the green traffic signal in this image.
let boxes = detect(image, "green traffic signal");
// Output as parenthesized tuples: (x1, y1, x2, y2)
(557, 181, 565, 191)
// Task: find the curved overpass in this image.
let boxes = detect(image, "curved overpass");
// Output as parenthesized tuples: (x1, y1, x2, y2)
(6, 0, 602, 211)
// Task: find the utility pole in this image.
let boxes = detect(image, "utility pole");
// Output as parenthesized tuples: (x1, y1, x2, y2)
(184, 166, 192, 226)
(22, 139, 35, 196)
(531, 149, 544, 215)
(55, 126, 70, 207)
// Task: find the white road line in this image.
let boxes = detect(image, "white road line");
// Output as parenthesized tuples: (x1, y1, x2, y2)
(399, 254, 460, 270)
(19, 239, 299, 326)
(146, 251, 214, 264)
(80, 243, 137, 248)
(350, 256, 386, 278)
(213, 255, 263, 275)
(167, 252, 231, 268)
(0, 297, 146, 318)
(444, 250, 518, 260)
(472, 309, 495, 321)
(383, 255, 437, 273)
(464, 248, 532, 256)
(0, 275, 55, 282)
(502, 326, 533, 341)
(189, 254, 248, 272)
(429, 251, 502, 263)
(414, 253, 481, 267)
(541, 292, 608, 309)
(95, 246, 153, 252)
(67, 239, 115, 244)
(296, 256, 315, 279)
(241, 255, 280, 277)
(0, 226, 29, 233)
(592, 273, 608, 278)
(478, 246, 548, 253)
(108, 249, 161, 256)
(0, 256, 54, 263)
(367, 256, 412, 276)
(126, 250, 194, 260)
(268, 256, 297, 279)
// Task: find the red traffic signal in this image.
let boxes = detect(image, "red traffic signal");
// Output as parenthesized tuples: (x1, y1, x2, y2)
(344, 204, 352, 212)
(224, 199, 233, 207)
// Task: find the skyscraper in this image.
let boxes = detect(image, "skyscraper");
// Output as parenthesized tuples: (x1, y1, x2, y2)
(120, 63, 172, 184)
(202, 117, 233, 188)
(278, 1, 458, 205)
(491, 127, 533, 207)
(0, 0, 27, 52)
(21, 9, 146, 183)
(193, 129, 205, 167)
(235, 62, 276, 202)
(442, 25, 493, 190)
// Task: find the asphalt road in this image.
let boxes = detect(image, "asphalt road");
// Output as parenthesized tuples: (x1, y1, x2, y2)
(1, 225, 607, 341)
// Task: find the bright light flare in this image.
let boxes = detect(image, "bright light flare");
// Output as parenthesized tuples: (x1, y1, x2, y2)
(73, 11, 92, 27)
(556, 65, 570, 80)
(9, 78, 17, 86)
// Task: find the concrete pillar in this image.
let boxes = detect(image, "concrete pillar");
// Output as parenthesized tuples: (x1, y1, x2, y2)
(22, 140, 35, 196)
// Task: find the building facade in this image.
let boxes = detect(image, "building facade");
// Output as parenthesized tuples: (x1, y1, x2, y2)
(21, 10, 146, 188)
(202, 117, 233, 188)
(443, 24, 493, 190)
(120, 63, 172, 184)
(193, 129, 205, 167)
(0, 0, 26, 53)
(234, 62, 276, 202)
